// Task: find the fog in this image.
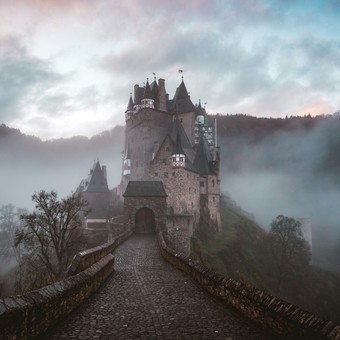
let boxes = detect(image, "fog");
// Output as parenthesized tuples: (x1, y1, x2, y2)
(0, 126, 124, 210)
(1, 118, 340, 267)
(219, 117, 340, 265)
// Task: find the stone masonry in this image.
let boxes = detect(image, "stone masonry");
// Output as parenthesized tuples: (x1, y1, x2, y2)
(43, 235, 272, 340)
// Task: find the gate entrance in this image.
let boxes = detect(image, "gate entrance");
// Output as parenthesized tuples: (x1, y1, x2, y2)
(135, 208, 156, 234)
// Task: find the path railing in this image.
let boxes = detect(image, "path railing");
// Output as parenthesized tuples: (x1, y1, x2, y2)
(0, 223, 133, 340)
(158, 231, 340, 340)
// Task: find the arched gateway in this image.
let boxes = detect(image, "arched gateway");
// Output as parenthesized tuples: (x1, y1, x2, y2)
(135, 208, 156, 234)
(123, 181, 167, 233)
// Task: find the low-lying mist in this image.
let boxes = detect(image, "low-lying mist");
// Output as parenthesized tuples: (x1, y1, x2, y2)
(218, 115, 340, 266)
(1, 117, 340, 268)
(0, 125, 124, 210)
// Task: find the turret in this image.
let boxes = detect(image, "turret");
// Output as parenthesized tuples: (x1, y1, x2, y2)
(125, 94, 134, 121)
(172, 133, 186, 168)
(141, 79, 155, 109)
(195, 100, 206, 124)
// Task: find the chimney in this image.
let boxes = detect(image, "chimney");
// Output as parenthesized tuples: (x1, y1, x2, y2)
(102, 165, 107, 180)
(134, 84, 140, 104)
(158, 78, 167, 111)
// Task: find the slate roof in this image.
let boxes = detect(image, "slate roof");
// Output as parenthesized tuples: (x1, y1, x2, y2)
(195, 101, 206, 117)
(123, 181, 167, 197)
(167, 119, 192, 149)
(173, 133, 185, 155)
(193, 137, 215, 175)
(143, 79, 153, 99)
(169, 80, 196, 114)
(77, 161, 109, 193)
(150, 80, 159, 98)
(126, 94, 134, 112)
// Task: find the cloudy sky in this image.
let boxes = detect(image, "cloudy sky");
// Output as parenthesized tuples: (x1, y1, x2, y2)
(1, 0, 340, 140)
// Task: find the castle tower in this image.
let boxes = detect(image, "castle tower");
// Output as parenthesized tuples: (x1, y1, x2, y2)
(125, 94, 134, 121)
(119, 76, 222, 236)
(141, 79, 155, 109)
(171, 80, 196, 145)
(76, 160, 110, 219)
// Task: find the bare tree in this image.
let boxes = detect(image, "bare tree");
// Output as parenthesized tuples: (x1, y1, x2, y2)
(16, 190, 89, 287)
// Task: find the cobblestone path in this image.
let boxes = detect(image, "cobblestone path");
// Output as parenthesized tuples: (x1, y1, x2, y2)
(43, 235, 273, 339)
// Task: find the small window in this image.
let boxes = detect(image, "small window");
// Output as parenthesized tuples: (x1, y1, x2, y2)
(166, 147, 170, 152)
(212, 179, 215, 187)
(155, 172, 158, 177)
(213, 196, 216, 202)
(200, 181, 204, 187)
(164, 172, 168, 178)
(172, 172, 176, 177)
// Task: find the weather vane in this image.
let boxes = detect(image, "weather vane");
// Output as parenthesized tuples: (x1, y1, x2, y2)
(178, 69, 185, 80)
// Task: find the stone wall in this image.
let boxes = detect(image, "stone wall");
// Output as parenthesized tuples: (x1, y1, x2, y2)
(82, 191, 111, 219)
(166, 214, 193, 256)
(150, 138, 200, 225)
(124, 196, 167, 232)
(125, 108, 172, 180)
(158, 232, 340, 339)
(68, 227, 133, 275)
(0, 228, 132, 339)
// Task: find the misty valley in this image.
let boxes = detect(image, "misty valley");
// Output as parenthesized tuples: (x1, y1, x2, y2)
(1, 113, 340, 325)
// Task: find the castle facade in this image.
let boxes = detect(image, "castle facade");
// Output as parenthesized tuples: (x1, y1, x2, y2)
(118, 76, 221, 253)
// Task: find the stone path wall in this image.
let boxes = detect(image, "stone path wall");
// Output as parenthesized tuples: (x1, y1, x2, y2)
(44, 234, 271, 339)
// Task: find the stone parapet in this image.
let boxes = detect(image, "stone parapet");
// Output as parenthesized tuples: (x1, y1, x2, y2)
(67, 226, 133, 275)
(0, 254, 114, 339)
(158, 232, 340, 339)
(0, 227, 133, 340)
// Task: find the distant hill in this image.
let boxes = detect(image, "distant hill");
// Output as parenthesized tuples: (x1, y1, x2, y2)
(0, 124, 124, 209)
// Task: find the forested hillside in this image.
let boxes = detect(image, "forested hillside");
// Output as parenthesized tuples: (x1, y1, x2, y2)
(192, 196, 340, 324)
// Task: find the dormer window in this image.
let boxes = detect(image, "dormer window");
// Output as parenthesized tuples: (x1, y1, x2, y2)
(172, 153, 185, 168)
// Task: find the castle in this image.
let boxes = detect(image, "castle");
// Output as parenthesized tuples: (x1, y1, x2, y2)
(78, 76, 221, 254)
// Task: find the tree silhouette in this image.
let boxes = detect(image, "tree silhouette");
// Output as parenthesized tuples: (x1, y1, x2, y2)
(16, 190, 89, 287)
(269, 215, 311, 294)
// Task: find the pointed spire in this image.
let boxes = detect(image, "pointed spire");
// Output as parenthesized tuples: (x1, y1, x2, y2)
(143, 78, 153, 99)
(196, 99, 206, 117)
(173, 132, 185, 155)
(126, 93, 134, 112)
(174, 79, 190, 100)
